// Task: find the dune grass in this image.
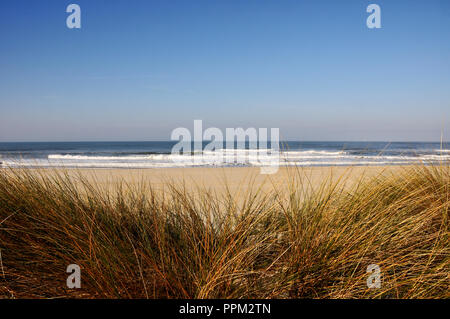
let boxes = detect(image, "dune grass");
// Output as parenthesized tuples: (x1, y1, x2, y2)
(0, 165, 448, 299)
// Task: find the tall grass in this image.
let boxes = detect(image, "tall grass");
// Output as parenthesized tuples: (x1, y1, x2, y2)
(0, 165, 448, 298)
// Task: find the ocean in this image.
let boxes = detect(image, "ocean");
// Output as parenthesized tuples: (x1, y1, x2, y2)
(0, 141, 448, 168)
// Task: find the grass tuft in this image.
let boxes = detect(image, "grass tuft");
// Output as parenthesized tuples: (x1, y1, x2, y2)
(0, 165, 448, 298)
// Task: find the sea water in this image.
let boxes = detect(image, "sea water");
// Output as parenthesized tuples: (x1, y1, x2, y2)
(0, 141, 448, 168)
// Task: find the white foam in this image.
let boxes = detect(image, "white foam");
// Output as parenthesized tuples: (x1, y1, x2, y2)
(0, 148, 445, 169)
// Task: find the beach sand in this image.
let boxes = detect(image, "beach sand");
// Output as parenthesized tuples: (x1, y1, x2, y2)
(35, 166, 401, 198)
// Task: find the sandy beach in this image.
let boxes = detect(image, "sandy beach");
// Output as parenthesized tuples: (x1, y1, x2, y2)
(36, 165, 401, 196)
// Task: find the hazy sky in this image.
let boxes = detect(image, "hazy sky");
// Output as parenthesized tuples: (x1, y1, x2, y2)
(0, 0, 449, 142)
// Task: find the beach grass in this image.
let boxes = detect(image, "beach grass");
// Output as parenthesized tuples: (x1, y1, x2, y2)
(0, 165, 448, 299)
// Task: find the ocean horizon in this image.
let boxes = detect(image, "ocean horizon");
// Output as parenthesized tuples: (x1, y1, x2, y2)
(0, 141, 448, 168)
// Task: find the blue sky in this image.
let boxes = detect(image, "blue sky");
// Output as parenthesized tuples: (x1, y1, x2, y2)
(0, 0, 449, 142)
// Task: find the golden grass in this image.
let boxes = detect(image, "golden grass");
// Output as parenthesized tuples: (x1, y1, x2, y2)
(0, 165, 448, 299)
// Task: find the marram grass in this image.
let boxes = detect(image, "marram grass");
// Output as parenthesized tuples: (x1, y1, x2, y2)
(0, 165, 448, 299)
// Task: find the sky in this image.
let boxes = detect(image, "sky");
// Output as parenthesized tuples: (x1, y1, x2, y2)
(0, 0, 449, 142)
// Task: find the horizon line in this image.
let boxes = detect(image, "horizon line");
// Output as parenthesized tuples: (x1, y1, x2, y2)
(0, 140, 448, 144)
